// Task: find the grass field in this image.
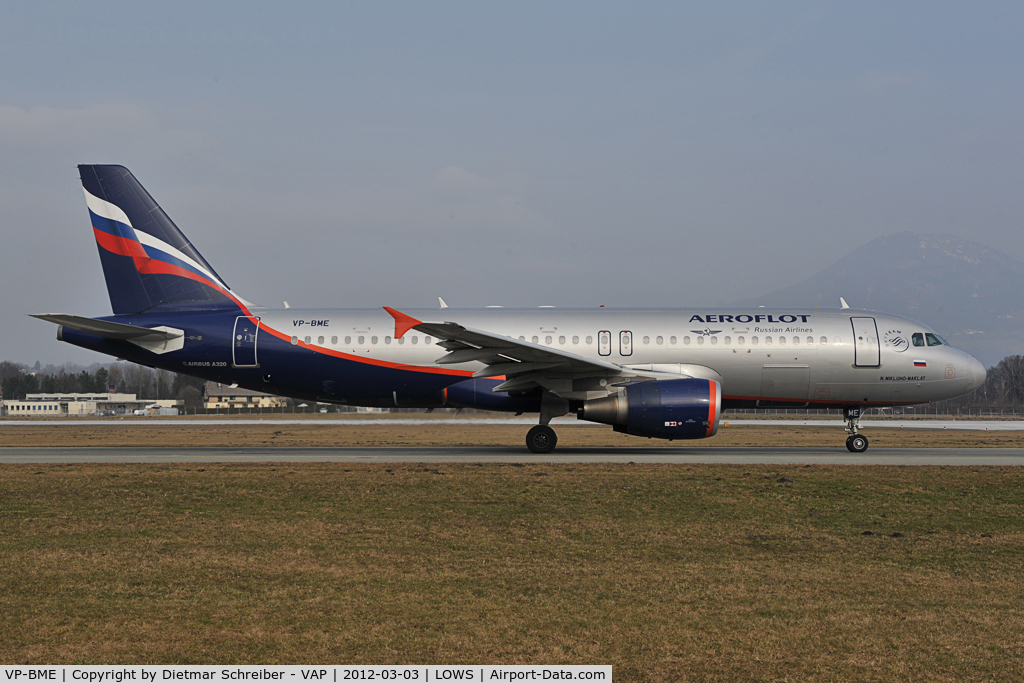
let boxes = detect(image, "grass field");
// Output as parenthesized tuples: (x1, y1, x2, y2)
(3, 421, 1024, 448)
(2, 462, 1022, 680)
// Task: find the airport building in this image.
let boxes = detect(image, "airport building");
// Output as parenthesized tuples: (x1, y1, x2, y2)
(204, 382, 289, 410)
(2, 393, 182, 417)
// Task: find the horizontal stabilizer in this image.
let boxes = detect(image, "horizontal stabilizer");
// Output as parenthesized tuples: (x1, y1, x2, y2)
(31, 313, 185, 354)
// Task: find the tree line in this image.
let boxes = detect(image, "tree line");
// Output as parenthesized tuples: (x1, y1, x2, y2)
(937, 354, 1024, 412)
(0, 361, 206, 408)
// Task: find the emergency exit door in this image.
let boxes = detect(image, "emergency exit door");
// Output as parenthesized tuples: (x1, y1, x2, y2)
(233, 316, 260, 367)
(850, 316, 880, 367)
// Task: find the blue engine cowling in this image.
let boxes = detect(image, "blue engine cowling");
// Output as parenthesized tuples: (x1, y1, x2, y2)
(578, 378, 721, 439)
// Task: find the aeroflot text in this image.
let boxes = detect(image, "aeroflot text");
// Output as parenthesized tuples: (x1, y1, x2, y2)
(689, 314, 811, 324)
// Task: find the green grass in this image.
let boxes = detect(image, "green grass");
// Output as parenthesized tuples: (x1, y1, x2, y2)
(1, 463, 1023, 681)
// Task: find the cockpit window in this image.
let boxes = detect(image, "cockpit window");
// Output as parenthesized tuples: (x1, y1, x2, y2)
(912, 333, 925, 347)
(925, 333, 944, 347)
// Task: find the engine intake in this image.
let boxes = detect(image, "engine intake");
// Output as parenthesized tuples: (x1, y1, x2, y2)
(578, 378, 721, 439)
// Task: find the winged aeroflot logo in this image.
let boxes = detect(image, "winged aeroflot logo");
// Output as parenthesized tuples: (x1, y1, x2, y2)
(691, 328, 722, 336)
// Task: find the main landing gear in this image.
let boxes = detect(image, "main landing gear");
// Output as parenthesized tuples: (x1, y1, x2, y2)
(526, 425, 557, 453)
(844, 407, 869, 453)
(525, 392, 568, 453)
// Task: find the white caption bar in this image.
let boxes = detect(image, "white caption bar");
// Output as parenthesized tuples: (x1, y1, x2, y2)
(0, 666, 611, 682)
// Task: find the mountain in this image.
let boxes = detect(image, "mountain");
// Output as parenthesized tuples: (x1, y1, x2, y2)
(731, 232, 1024, 367)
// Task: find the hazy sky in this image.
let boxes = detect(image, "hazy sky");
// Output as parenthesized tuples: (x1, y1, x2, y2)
(2, 2, 1023, 364)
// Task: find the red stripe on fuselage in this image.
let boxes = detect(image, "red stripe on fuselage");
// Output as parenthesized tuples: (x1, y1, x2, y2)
(723, 393, 917, 406)
(93, 231, 490, 379)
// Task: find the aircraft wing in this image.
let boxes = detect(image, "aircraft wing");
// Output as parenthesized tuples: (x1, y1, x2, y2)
(384, 307, 685, 396)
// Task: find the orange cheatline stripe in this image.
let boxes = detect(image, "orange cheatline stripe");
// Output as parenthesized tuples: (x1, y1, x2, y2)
(724, 394, 914, 406)
(98, 230, 472, 378)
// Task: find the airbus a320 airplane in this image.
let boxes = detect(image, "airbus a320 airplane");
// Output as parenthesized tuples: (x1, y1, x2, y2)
(33, 166, 986, 453)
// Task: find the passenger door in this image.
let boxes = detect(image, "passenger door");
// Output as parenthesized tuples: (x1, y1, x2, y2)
(233, 316, 260, 367)
(850, 317, 880, 367)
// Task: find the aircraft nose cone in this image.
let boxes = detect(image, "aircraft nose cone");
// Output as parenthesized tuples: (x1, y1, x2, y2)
(966, 354, 986, 392)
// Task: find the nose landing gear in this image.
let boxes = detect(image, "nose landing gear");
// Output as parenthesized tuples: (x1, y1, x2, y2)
(844, 407, 869, 452)
(846, 433, 869, 452)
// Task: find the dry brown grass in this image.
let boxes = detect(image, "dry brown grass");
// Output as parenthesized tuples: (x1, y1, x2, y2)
(1, 462, 1023, 681)
(2, 422, 1024, 448)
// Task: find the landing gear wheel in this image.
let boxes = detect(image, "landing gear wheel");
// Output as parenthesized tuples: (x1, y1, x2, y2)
(526, 425, 557, 454)
(846, 434, 869, 453)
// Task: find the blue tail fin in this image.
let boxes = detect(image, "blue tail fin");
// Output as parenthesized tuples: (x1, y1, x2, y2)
(79, 164, 244, 314)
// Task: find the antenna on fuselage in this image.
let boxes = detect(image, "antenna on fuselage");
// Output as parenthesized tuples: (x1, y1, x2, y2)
(839, 297, 850, 309)
(438, 297, 448, 309)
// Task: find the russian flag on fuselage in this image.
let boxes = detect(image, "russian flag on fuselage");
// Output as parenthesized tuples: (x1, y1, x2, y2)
(79, 165, 243, 314)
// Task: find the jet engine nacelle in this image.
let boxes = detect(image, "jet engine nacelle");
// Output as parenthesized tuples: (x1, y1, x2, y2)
(578, 378, 721, 439)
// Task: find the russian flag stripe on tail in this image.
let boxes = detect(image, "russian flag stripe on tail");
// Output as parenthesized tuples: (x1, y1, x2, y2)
(79, 165, 248, 314)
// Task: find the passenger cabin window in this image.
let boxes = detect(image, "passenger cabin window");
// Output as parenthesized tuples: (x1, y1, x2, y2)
(697, 336, 704, 345)
(586, 335, 593, 344)
(559, 336, 566, 345)
(642, 336, 650, 344)
(331, 336, 338, 345)
(371, 336, 378, 344)
(572, 336, 579, 344)
(545, 335, 552, 344)
(765, 336, 772, 345)
(358, 336, 364, 345)
(411, 336, 418, 344)
(318, 336, 325, 345)
(738, 336, 745, 345)
(724, 336, 731, 345)
(425, 336, 432, 344)
(912, 333, 925, 347)
(385, 336, 392, 344)
(656, 336, 663, 345)
(532, 336, 539, 344)
(304, 336, 311, 344)
(670, 336, 677, 345)
(926, 333, 944, 347)
(345, 336, 352, 345)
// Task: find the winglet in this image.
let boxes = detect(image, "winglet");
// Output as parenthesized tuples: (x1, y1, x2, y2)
(383, 306, 422, 339)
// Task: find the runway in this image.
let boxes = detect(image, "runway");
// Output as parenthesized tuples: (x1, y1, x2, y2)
(3, 418, 1022, 430)
(1, 446, 1023, 465)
